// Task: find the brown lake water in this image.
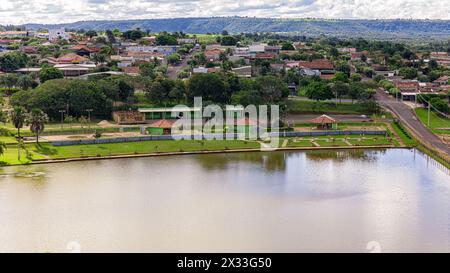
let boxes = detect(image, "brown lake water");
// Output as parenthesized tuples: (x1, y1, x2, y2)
(0, 148, 449, 253)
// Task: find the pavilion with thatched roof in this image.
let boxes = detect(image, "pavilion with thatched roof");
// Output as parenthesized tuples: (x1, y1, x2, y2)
(310, 115, 337, 130)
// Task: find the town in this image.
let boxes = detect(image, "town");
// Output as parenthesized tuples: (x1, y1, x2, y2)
(0, 0, 450, 256)
(0, 26, 448, 166)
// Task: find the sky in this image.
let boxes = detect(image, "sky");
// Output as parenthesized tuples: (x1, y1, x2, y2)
(0, 0, 449, 25)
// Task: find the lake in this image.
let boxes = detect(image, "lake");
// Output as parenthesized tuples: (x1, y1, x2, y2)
(0, 148, 449, 253)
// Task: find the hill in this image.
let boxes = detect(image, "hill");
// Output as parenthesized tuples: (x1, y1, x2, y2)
(22, 17, 450, 40)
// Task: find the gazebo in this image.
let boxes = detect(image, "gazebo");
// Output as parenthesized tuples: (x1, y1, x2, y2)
(148, 119, 176, 135)
(310, 115, 337, 130)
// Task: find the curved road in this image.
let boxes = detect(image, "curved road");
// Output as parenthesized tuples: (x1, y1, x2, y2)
(375, 90, 450, 156)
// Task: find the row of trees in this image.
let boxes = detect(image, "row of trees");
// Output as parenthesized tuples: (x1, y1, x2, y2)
(144, 72, 289, 107)
(9, 77, 134, 120)
(0, 107, 48, 161)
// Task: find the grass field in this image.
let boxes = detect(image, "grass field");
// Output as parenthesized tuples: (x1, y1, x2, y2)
(284, 135, 393, 148)
(287, 100, 365, 114)
(0, 135, 395, 166)
(415, 108, 450, 135)
(391, 122, 417, 146)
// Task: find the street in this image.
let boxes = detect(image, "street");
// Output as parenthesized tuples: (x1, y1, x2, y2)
(375, 89, 450, 155)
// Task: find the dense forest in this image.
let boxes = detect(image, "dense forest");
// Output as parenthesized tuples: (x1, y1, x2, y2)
(20, 17, 450, 41)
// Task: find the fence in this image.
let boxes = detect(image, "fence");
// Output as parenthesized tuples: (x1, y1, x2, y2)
(52, 130, 387, 147)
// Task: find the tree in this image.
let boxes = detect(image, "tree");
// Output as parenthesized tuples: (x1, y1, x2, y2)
(0, 74, 19, 95)
(64, 115, 76, 128)
(167, 53, 181, 65)
(430, 98, 450, 114)
(331, 82, 349, 103)
(40, 66, 64, 83)
(27, 109, 49, 144)
(304, 81, 334, 101)
(117, 79, 134, 101)
(0, 141, 6, 157)
(332, 71, 349, 82)
(399, 67, 418, 79)
(0, 52, 28, 72)
(85, 30, 98, 38)
(156, 33, 178, 45)
(79, 116, 89, 128)
(123, 29, 144, 40)
(281, 42, 295, 51)
(17, 74, 36, 90)
(257, 76, 289, 103)
(10, 106, 27, 139)
(188, 73, 227, 103)
(350, 73, 362, 82)
(105, 30, 116, 44)
(220, 36, 238, 46)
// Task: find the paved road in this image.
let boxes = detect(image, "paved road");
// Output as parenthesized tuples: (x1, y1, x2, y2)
(375, 89, 450, 155)
(167, 49, 198, 79)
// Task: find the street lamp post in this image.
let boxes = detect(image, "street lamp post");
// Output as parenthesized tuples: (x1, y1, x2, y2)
(59, 110, 66, 130)
(86, 109, 93, 129)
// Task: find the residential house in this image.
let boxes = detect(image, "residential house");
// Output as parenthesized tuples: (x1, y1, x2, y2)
(71, 44, 100, 57)
(433, 76, 449, 86)
(192, 67, 219, 74)
(231, 66, 252, 78)
(126, 45, 179, 56)
(394, 80, 420, 101)
(42, 53, 90, 65)
(264, 45, 282, 55)
(20, 46, 38, 54)
(204, 49, 222, 62)
(49, 28, 70, 41)
(0, 31, 29, 38)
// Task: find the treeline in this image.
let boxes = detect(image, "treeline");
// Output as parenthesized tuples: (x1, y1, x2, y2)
(9, 76, 134, 120)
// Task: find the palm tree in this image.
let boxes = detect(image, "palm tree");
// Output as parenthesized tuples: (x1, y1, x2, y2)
(27, 109, 49, 144)
(10, 107, 27, 139)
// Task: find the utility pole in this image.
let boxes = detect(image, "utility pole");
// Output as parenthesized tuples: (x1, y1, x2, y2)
(86, 109, 93, 129)
(427, 102, 431, 127)
(59, 110, 66, 130)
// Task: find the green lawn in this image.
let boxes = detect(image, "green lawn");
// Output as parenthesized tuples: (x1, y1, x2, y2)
(285, 135, 392, 148)
(415, 108, 450, 135)
(0, 145, 47, 166)
(34, 140, 260, 159)
(391, 122, 417, 146)
(0, 135, 395, 166)
(287, 100, 365, 114)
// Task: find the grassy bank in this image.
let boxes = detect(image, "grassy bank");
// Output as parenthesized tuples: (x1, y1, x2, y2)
(415, 108, 450, 135)
(0, 135, 397, 166)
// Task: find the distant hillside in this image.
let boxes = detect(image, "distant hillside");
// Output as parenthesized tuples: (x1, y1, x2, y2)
(23, 17, 450, 40)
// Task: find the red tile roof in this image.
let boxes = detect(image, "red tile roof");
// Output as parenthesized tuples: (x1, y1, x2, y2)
(310, 115, 336, 124)
(149, 119, 176, 129)
(297, 60, 334, 70)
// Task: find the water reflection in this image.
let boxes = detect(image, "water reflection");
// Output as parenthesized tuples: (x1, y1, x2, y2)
(305, 149, 386, 163)
(0, 149, 449, 253)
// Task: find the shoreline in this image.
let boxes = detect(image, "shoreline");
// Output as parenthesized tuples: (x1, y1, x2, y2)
(2, 145, 402, 167)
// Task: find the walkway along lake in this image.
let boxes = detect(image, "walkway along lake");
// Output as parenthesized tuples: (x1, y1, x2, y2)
(0, 148, 449, 252)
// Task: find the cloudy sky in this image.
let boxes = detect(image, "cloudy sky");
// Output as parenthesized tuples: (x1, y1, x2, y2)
(1, 0, 449, 25)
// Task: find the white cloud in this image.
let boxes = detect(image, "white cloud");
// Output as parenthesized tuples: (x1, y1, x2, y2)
(0, 0, 448, 25)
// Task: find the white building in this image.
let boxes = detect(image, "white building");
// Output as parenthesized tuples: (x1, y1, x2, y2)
(49, 28, 69, 41)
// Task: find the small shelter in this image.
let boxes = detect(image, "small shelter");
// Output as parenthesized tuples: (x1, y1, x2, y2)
(310, 115, 337, 130)
(148, 119, 176, 135)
